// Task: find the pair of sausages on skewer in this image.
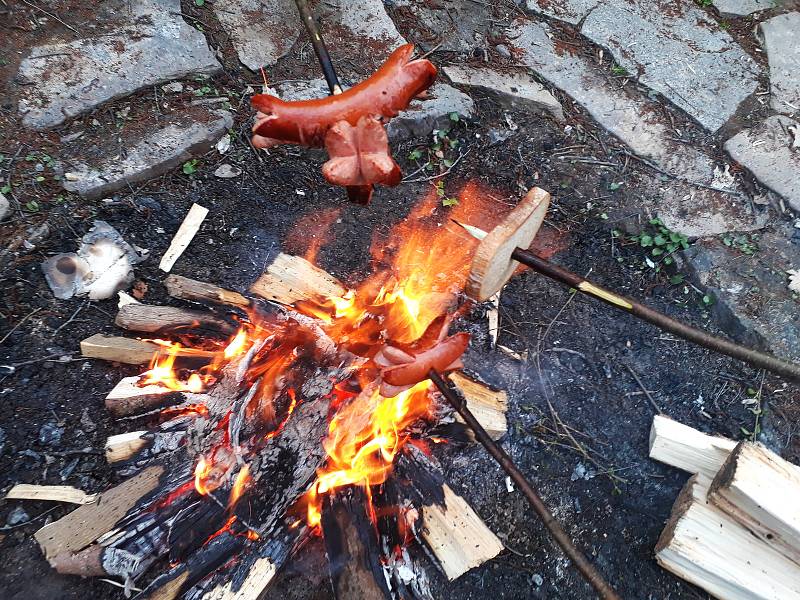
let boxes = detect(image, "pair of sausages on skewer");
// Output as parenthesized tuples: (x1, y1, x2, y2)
(250, 45, 437, 201)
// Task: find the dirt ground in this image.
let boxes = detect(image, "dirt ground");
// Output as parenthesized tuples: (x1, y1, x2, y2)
(2, 2, 799, 600)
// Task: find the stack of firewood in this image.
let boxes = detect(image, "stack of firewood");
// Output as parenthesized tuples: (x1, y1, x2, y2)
(649, 415, 800, 599)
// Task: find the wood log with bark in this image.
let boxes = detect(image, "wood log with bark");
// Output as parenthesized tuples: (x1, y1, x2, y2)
(115, 304, 237, 336)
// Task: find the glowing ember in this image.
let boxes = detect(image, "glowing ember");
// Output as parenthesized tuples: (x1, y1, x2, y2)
(228, 464, 251, 509)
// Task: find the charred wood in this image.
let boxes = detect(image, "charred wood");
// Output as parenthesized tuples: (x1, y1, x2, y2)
(321, 487, 391, 600)
(115, 304, 237, 336)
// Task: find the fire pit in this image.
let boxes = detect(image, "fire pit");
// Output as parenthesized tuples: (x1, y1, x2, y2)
(34, 186, 517, 599)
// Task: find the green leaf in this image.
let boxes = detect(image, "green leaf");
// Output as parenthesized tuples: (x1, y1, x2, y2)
(448, 112, 460, 122)
(669, 274, 685, 285)
(608, 182, 622, 191)
(442, 158, 454, 168)
(408, 149, 422, 161)
(639, 235, 653, 247)
(182, 159, 198, 175)
(663, 256, 674, 266)
(651, 247, 664, 256)
(35, 175, 45, 182)
(1, 184, 11, 195)
(702, 294, 715, 306)
(649, 218, 662, 226)
(442, 197, 459, 207)
(653, 235, 667, 246)
(194, 0, 205, 5)
(25, 200, 39, 212)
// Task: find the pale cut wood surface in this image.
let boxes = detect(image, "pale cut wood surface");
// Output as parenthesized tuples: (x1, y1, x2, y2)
(105, 431, 148, 463)
(5, 484, 96, 505)
(655, 474, 800, 600)
(249, 253, 346, 305)
(466, 187, 550, 302)
(34, 465, 164, 561)
(203, 557, 277, 600)
(159, 203, 209, 272)
(420, 482, 504, 580)
(648, 415, 737, 479)
(81, 333, 165, 365)
(105, 375, 182, 417)
(164, 274, 250, 308)
(449, 371, 508, 440)
(709, 441, 800, 567)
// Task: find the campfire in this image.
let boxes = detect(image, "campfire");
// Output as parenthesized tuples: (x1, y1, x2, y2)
(35, 183, 511, 599)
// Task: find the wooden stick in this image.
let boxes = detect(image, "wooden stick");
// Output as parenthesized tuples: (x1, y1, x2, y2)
(115, 303, 236, 335)
(249, 253, 346, 305)
(105, 376, 185, 417)
(5, 484, 97, 505)
(34, 465, 164, 562)
(321, 487, 391, 600)
(656, 474, 800, 600)
(159, 203, 209, 273)
(708, 441, 800, 567)
(164, 274, 250, 308)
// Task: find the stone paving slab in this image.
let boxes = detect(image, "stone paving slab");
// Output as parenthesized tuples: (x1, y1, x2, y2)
(526, 0, 761, 132)
(681, 225, 800, 362)
(724, 115, 800, 212)
(713, 0, 774, 17)
(62, 109, 232, 200)
(581, 1, 760, 132)
(391, 0, 493, 52)
(759, 12, 800, 116)
(212, 0, 300, 71)
(443, 66, 564, 121)
(509, 18, 765, 237)
(17, 0, 221, 129)
(216, 0, 405, 71)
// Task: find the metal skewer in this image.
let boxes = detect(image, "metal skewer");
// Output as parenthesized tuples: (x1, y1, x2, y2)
(428, 370, 622, 600)
(459, 188, 800, 382)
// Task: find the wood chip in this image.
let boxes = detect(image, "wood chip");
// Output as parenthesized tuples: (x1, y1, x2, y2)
(159, 203, 209, 273)
(5, 484, 97, 505)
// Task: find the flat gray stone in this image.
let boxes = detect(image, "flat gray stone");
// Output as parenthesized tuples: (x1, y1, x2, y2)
(526, 0, 599, 24)
(213, 0, 299, 71)
(580, 1, 760, 132)
(759, 12, 800, 115)
(510, 19, 765, 236)
(17, 0, 221, 129)
(681, 226, 800, 362)
(63, 109, 232, 200)
(713, 0, 774, 16)
(725, 115, 800, 211)
(444, 66, 564, 121)
(391, 0, 493, 52)
(386, 83, 476, 142)
(336, 0, 406, 51)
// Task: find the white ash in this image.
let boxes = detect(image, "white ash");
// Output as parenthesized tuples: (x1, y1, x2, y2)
(42, 221, 144, 300)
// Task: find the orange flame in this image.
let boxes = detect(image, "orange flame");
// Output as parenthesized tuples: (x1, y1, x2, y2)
(228, 464, 251, 509)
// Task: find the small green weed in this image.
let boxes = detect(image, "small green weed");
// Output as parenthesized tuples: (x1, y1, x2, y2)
(611, 64, 628, 76)
(434, 180, 458, 207)
(721, 233, 758, 255)
(407, 115, 463, 175)
(182, 159, 199, 175)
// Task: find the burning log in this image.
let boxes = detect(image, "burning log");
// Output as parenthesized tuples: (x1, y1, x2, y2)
(321, 487, 392, 600)
(708, 441, 800, 567)
(165, 275, 251, 309)
(249, 253, 345, 305)
(105, 376, 189, 417)
(81, 333, 217, 365)
(115, 304, 237, 336)
(35, 465, 165, 565)
(397, 446, 504, 581)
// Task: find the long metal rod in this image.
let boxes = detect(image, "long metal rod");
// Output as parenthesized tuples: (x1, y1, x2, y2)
(294, 0, 342, 95)
(511, 247, 800, 381)
(427, 369, 621, 600)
